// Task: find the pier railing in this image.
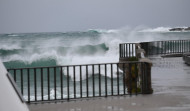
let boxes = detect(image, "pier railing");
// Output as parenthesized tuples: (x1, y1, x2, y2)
(120, 39, 190, 58)
(141, 40, 190, 56)
(119, 43, 136, 58)
(7, 62, 150, 103)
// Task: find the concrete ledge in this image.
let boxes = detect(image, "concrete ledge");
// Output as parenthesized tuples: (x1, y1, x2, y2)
(183, 53, 190, 65)
(161, 54, 183, 57)
(139, 58, 152, 66)
(0, 60, 29, 111)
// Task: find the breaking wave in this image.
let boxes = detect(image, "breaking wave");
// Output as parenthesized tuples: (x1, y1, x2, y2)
(1, 26, 190, 69)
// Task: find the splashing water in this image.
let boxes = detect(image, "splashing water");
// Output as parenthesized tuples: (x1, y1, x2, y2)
(1, 26, 190, 69)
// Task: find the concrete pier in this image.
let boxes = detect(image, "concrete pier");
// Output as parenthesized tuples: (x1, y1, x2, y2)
(29, 57, 190, 111)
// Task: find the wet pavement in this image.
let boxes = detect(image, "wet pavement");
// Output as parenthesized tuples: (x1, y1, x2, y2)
(29, 57, 190, 111)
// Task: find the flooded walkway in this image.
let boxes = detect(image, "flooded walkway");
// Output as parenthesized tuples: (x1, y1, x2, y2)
(29, 57, 190, 111)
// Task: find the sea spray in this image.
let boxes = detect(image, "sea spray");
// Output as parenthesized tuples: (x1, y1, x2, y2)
(1, 26, 190, 69)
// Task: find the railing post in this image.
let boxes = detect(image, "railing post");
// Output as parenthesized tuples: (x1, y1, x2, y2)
(80, 65, 82, 98)
(110, 64, 113, 95)
(20, 69, 23, 95)
(86, 65, 89, 98)
(141, 62, 153, 94)
(117, 63, 119, 95)
(27, 69, 30, 102)
(41, 68, 44, 101)
(34, 68, 37, 101)
(73, 66, 76, 99)
(119, 44, 122, 58)
(98, 64, 101, 97)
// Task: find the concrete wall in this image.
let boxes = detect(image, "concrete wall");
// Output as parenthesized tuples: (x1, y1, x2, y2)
(0, 60, 29, 111)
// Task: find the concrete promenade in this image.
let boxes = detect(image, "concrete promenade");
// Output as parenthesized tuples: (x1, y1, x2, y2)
(29, 57, 190, 111)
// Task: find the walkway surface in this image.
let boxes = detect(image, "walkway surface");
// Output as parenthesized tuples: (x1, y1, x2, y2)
(29, 57, 190, 111)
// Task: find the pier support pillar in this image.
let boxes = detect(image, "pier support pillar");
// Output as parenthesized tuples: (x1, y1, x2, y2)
(140, 61, 153, 94)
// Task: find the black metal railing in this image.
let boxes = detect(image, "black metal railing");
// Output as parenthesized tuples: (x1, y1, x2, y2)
(120, 39, 190, 58)
(7, 62, 150, 103)
(119, 43, 136, 58)
(141, 40, 190, 56)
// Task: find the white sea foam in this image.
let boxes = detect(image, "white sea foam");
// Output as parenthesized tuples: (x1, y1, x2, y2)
(139, 27, 171, 32)
(8, 34, 19, 37)
(1, 26, 185, 65)
(2, 26, 189, 75)
(0, 43, 21, 50)
(139, 26, 190, 32)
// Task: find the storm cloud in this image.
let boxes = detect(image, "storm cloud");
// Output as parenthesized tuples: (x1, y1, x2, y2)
(0, 0, 190, 33)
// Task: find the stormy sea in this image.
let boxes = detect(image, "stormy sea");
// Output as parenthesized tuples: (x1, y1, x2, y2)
(1, 27, 190, 100)
(1, 27, 190, 68)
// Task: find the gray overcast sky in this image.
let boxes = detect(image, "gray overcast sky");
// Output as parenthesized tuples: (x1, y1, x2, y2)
(0, 0, 190, 33)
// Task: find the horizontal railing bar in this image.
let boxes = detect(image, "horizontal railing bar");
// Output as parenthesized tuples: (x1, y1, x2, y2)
(140, 39, 190, 43)
(27, 94, 138, 104)
(120, 39, 190, 47)
(119, 43, 137, 45)
(120, 39, 190, 45)
(26, 91, 143, 103)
